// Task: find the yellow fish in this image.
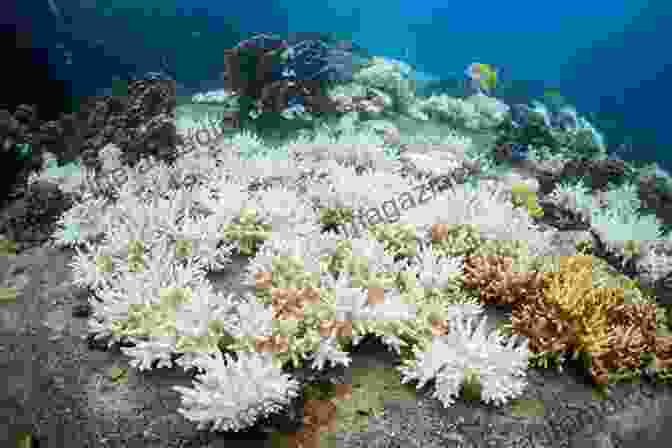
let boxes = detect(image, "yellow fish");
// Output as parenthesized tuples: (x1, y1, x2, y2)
(465, 63, 498, 93)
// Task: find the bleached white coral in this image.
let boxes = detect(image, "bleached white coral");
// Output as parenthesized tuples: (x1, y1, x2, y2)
(408, 247, 464, 290)
(590, 206, 663, 244)
(172, 286, 239, 341)
(249, 185, 318, 239)
(87, 242, 210, 344)
(465, 93, 510, 126)
(191, 179, 252, 219)
(402, 152, 461, 178)
(348, 236, 404, 276)
(94, 194, 173, 257)
(68, 240, 119, 290)
(155, 205, 235, 271)
(172, 351, 300, 432)
(400, 181, 554, 257)
(228, 129, 268, 158)
(121, 334, 178, 371)
(353, 56, 415, 106)
(321, 271, 369, 322)
(242, 230, 341, 286)
(51, 193, 111, 247)
(284, 127, 397, 172)
(413, 94, 508, 130)
(222, 293, 276, 341)
(215, 149, 304, 187)
(398, 314, 530, 408)
(320, 164, 411, 212)
(308, 336, 352, 371)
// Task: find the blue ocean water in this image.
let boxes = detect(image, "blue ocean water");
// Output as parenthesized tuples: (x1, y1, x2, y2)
(5, 0, 671, 168)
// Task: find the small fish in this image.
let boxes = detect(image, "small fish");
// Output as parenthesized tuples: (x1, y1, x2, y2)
(464, 62, 497, 94)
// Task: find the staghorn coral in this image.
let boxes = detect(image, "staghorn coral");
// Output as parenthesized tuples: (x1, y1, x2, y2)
(462, 255, 545, 306)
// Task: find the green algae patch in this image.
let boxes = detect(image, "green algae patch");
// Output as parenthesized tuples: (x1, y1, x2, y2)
(509, 398, 546, 418)
(0, 287, 18, 304)
(107, 365, 129, 385)
(0, 238, 17, 256)
(16, 432, 32, 448)
(270, 364, 420, 447)
(330, 364, 419, 432)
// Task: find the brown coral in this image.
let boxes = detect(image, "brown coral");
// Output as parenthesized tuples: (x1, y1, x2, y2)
(270, 287, 321, 320)
(283, 398, 339, 448)
(606, 302, 658, 347)
(431, 223, 451, 243)
(366, 287, 386, 306)
(463, 255, 545, 305)
(504, 254, 664, 385)
(254, 334, 290, 354)
(255, 271, 273, 289)
(654, 335, 672, 370)
(590, 324, 652, 385)
(319, 319, 353, 338)
(511, 293, 580, 356)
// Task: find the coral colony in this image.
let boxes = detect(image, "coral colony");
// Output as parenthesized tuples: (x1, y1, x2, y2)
(11, 31, 672, 446)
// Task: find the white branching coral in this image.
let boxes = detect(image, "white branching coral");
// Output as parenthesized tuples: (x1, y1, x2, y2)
(215, 149, 304, 187)
(93, 194, 174, 257)
(322, 271, 371, 323)
(87, 241, 211, 345)
(159, 212, 235, 271)
(222, 293, 277, 341)
(191, 179, 252, 220)
(121, 334, 178, 371)
(348, 236, 405, 277)
(284, 127, 397, 172)
(51, 193, 111, 247)
(317, 163, 411, 212)
(412, 94, 508, 130)
(228, 129, 268, 158)
(400, 181, 554, 257)
(68, 240, 119, 290)
(249, 185, 319, 239)
(352, 56, 415, 110)
(408, 246, 464, 290)
(172, 351, 300, 432)
(466, 93, 510, 127)
(402, 151, 461, 179)
(242, 230, 341, 286)
(398, 314, 530, 408)
(307, 335, 352, 371)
